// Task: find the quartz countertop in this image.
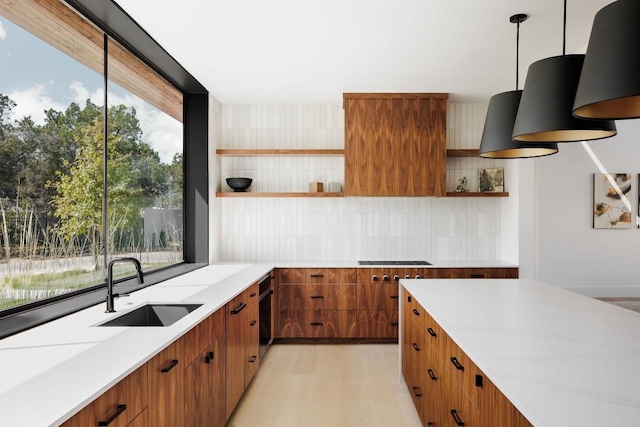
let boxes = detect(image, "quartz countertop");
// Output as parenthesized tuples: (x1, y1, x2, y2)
(264, 260, 518, 268)
(401, 279, 640, 427)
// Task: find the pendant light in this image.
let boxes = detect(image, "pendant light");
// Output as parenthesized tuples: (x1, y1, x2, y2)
(574, 0, 640, 120)
(511, 0, 616, 143)
(479, 14, 558, 158)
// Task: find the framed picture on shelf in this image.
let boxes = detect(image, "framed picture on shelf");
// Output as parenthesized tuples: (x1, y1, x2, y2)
(593, 173, 632, 229)
(478, 168, 504, 193)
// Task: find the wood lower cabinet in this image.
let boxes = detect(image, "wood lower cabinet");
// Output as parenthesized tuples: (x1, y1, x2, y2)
(226, 282, 260, 420)
(61, 364, 148, 427)
(184, 334, 226, 427)
(401, 287, 532, 427)
(435, 267, 519, 279)
(277, 268, 357, 338)
(147, 340, 183, 427)
(344, 93, 448, 196)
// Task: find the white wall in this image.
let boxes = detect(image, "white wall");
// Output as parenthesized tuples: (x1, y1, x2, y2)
(213, 103, 514, 262)
(535, 120, 640, 296)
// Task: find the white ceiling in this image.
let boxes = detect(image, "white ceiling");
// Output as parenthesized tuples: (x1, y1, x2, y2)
(114, 0, 612, 104)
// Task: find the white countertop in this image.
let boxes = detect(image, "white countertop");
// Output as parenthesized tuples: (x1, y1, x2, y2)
(0, 263, 273, 427)
(401, 279, 640, 427)
(265, 260, 518, 268)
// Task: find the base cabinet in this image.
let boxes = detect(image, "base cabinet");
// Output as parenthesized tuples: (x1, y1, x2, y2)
(147, 339, 184, 427)
(61, 364, 148, 427)
(226, 282, 260, 420)
(401, 287, 532, 427)
(184, 334, 226, 427)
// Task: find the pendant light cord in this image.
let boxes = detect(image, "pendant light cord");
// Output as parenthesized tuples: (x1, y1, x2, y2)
(562, 0, 567, 55)
(516, 18, 520, 89)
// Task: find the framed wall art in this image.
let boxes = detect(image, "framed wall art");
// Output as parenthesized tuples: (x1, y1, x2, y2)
(478, 168, 504, 193)
(593, 173, 632, 229)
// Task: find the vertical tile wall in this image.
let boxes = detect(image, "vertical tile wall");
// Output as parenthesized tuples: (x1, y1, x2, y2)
(216, 103, 506, 261)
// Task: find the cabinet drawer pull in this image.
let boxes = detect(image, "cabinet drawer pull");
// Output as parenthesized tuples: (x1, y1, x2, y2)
(98, 404, 126, 426)
(160, 359, 179, 373)
(427, 327, 437, 337)
(475, 374, 483, 387)
(450, 357, 464, 371)
(250, 320, 257, 326)
(412, 386, 422, 397)
(427, 369, 437, 381)
(250, 292, 257, 297)
(412, 343, 420, 352)
(249, 355, 257, 363)
(231, 302, 247, 314)
(470, 274, 484, 278)
(412, 308, 420, 316)
(390, 295, 399, 299)
(310, 274, 324, 278)
(310, 295, 324, 299)
(310, 322, 324, 326)
(390, 322, 399, 326)
(450, 409, 465, 426)
(205, 351, 215, 364)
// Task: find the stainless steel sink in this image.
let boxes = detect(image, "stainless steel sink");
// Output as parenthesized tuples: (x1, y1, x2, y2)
(98, 303, 202, 327)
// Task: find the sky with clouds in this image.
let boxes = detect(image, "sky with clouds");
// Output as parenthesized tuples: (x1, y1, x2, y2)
(0, 17, 181, 164)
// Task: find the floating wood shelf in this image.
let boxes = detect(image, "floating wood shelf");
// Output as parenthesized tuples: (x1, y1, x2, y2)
(445, 192, 509, 198)
(446, 149, 479, 157)
(216, 149, 345, 156)
(216, 192, 344, 198)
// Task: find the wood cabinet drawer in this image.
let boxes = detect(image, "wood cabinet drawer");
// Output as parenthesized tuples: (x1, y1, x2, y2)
(423, 311, 444, 354)
(357, 309, 398, 338)
(180, 308, 225, 364)
(436, 267, 519, 279)
(277, 309, 357, 338)
(277, 268, 356, 284)
(357, 283, 400, 311)
(61, 365, 148, 427)
(277, 284, 356, 310)
(405, 291, 426, 332)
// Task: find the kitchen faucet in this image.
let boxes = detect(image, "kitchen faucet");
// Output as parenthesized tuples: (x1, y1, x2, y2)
(105, 257, 144, 313)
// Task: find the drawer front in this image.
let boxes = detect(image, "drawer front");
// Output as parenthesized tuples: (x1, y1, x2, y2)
(278, 284, 356, 311)
(406, 293, 426, 332)
(277, 268, 356, 284)
(423, 311, 444, 354)
(180, 307, 225, 364)
(357, 309, 399, 338)
(277, 309, 357, 338)
(357, 283, 400, 311)
(436, 267, 519, 279)
(61, 364, 148, 427)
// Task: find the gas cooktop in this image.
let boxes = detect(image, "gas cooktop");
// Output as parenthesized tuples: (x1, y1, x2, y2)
(358, 260, 431, 266)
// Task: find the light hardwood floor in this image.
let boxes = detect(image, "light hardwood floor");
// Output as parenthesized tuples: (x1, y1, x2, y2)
(226, 344, 422, 427)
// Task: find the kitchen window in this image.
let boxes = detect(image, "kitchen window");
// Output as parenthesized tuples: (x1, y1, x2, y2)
(0, 0, 208, 337)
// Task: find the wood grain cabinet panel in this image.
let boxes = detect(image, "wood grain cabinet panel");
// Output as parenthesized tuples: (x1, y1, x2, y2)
(357, 309, 399, 338)
(277, 268, 356, 284)
(402, 287, 533, 427)
(147, 340, 183, 427)
(436, 267, 519, 279)
(357, 283, 400, 311)
(344, 93, 448, 197)
(278, 309, 358, 338)
(278, 283, 357, 311)
(61, 364, 148, 427)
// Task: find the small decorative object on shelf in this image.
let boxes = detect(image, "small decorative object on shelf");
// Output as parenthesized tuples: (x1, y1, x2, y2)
(455, 177, 469, 193)
(309, 182, 324, 192)
(479, 168, 504, 193)
(226, 177, 253, 192)
(327, 182, 342, 192)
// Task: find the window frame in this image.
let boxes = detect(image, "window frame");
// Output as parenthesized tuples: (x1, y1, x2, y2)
(0, 0, 209, 339)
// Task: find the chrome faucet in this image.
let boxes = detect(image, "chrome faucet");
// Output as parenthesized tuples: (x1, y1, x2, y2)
(106, 257, 144, 313)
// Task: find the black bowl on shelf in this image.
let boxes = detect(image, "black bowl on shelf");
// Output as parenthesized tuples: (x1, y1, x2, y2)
(226, 177, 252, 192)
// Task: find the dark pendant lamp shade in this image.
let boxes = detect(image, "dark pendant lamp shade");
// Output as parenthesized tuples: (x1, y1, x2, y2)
(512, 54, 617, 142)
(479, 90, 558, 158)
(574, 0, 640, 120)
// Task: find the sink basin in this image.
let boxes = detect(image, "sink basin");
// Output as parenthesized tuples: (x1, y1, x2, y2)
(98, 303, 202, 327)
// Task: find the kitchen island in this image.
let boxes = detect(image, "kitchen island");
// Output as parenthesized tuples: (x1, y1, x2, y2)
(401, 279, 640, 427)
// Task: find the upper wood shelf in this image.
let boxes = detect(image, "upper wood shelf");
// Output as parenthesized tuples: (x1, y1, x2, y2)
(446, 149, 479, 157)
(216, 192, 344, 198)
(216, 149, 344, 156)
(445, 192, 509, 198)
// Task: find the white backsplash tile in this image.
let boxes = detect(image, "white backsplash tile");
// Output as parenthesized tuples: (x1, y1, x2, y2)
(216, 102, 504, 262)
